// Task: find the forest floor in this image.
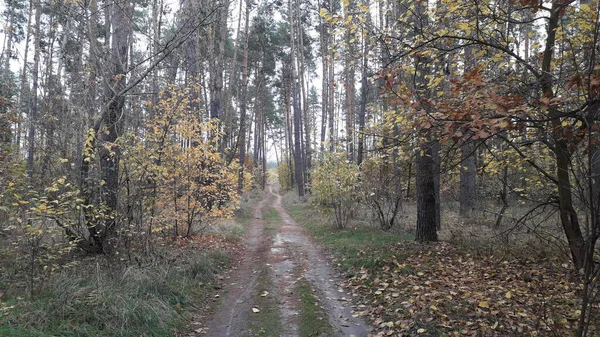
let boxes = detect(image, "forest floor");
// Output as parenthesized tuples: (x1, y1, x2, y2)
(189, 185, 600, 337)
(2, 183, 596, 337)
(186, 183, 371, 337)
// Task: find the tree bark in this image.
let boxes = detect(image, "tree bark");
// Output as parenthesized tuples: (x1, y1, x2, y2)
(289, 0, 305, 197)
(320, 12, 328, 154)
(210, 0, 228, 121)
(541, 3, 585, 269)
(95, 0, 132, 252)
(327, 0, 335, 152)
(26, 0, 41, 178)
(416, 140, 438, 242)
(357, 8, 369, 166)
(237, 0, 250, 194)
(459, 140, 476, 217)
(344, 0, 356, 161)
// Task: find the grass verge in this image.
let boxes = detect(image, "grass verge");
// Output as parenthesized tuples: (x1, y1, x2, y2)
(0, 244, 230, 337)
(287, 203, 413, 273)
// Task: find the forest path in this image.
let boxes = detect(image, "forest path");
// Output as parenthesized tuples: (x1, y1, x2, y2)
(192, 183, 371, 337)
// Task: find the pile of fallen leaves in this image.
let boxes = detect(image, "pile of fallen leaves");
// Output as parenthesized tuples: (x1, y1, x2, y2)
(344, 242, 597, 337)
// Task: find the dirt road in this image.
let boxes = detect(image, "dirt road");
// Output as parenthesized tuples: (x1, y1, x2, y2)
(195, 183, 371, 337)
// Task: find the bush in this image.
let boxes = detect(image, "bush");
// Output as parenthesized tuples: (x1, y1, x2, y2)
(312, 152, 359, 229)
(277, 156, 294, 192)
(361, 155, 403, 231)
(122, 86, 240, 238)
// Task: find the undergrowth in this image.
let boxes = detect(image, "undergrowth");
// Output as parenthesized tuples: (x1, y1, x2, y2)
(0, 244, 230, 337)
(287, 198, 598, 337)
(287, 202, 413, 273)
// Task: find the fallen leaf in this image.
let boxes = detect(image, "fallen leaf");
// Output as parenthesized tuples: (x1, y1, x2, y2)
(478, 301, 490, 308)
(252, 307, 260, 313)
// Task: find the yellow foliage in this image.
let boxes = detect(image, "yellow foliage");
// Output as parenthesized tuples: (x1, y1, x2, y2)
(312, 151, 360, 229)
(123, 85, 240, 237)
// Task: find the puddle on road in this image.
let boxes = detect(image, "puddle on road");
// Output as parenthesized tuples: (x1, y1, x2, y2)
(270, 247, 285, 254)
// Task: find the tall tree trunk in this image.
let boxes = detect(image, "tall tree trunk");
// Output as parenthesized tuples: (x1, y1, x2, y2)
(237, 0, 250, 194)
(0, 0, 15, 145)
(210, 0, 228, 122)
(289, 0, 305, 197)
(15, 0, 33, 149)
(542, 3, 585, 269)
(284, 66, 295, 188)
(320, 13, 328, 154)
(357, 6, 369, 166)
(344, 0, 356, 161)
(295, 0, 311, 184)
(416, 139, 438, 242)
(412, 0, 438, 240)
(459, 46, 477, 218)
(327, 0, 335, 152)
(459, 140, 476, 217)
(222, 0, 243, 155)
(97, 0, 131, 252)
(433, 140, 440, 230)
(26, 0, 41, 178)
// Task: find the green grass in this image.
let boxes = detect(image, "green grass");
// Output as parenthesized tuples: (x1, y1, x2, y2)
(246, 205, 281, 336)
(247, 270, 282, 337)
(287, 203, 413, 273)
(298, 279, 335, 337)
(0, 249, 229, 337)
(263, 206, 280, 232)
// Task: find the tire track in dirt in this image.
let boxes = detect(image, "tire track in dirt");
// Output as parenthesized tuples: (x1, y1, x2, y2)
(267, 184, 371, 337)
(195, 184, 371, 337)
(200, 194, 271, 337)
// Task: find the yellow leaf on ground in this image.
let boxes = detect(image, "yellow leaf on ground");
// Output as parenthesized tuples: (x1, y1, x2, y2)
(505, 291, 512, 299)
(478, 301, 490, 308)
(417, 328, 427, 333)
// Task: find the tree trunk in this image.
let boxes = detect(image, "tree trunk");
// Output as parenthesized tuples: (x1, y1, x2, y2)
(0, 0, 16, 144)
(327, 0, 335, 152)
(289, 0, 305, 197)
(96, 0, 132, 252)
(210, 1, 228, 121)
(15, 0, 33, 149)
(357, 10, 369, 166)
(459, 140, 477, 217)
(237, 0, 250, 194)
(221, 0, 244, 155)
(432, 140, 440, 230)
(344, 0, 356, 161)
(416, 140, 438, 242)
(295, 0, 311, 185)
(26, 0, 41, 178)
(320, 13, 328, 154)
(541, 4, 585, 269)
